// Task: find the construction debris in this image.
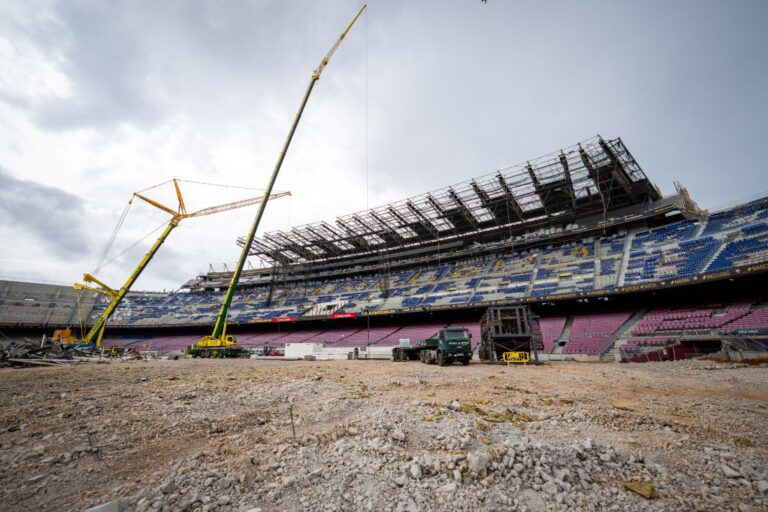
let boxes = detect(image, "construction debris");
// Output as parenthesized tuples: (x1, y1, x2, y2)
(0, 338, 110, 368)
(1, 358, 765, 511)
(623, 480, 658, 499)
(84, 499, 127, 512)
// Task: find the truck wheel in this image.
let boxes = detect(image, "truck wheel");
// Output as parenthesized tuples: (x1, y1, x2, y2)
(462, 357, 470, 366)
(437, 351, 446, 367)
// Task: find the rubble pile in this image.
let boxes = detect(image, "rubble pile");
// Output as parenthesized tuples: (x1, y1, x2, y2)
(0, 338, 106, 368)
(0, 358, 765, 511)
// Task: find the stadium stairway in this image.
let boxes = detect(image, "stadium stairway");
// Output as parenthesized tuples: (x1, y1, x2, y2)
(602, 307, 649, 361)
(592, 239, 601, 286)
(562, 311, 633, 355)
(526, 260, 539, 295)
(340, 325, 403, 346)
(721, 301, 768, 332)
(539, 316, 567, 353)
(693, 219, 707, 238)
(551, 315, 575, 356)
(616, 233, 634, 287)
(701, 233, 733, 271)
(600, 344, 620, 362)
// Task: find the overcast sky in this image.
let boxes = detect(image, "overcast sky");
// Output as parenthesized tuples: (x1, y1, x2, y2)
(1, 0, 767, 291)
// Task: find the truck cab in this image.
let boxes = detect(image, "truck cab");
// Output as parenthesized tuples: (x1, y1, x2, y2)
(421, 327, 473, 366)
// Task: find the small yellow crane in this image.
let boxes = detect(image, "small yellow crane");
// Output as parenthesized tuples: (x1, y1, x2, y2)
(54, 179, 290, 350)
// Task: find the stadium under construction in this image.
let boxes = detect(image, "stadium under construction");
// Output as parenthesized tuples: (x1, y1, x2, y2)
(2, 4, 768, 512)
(2, 135, 768, 363)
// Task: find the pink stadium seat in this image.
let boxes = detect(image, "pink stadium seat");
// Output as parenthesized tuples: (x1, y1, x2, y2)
(633, 301, 754, 335)
(562, 311, 631, 355)
(722, 303, 768, 332)
(538, 316, 567, 353)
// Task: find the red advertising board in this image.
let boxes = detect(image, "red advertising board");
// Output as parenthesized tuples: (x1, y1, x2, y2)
(330, 312, 356, 319)
(272, 316, 295, 323)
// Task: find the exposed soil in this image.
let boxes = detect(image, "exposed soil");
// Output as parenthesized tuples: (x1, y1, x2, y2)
(0, 358, 766, 511)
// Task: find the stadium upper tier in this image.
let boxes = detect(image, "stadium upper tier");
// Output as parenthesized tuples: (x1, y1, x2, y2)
(242, 136, 663, 266)
(0, 280, 99, 328)
(78, 195, 768, 327)
(2, 137, 767, 333)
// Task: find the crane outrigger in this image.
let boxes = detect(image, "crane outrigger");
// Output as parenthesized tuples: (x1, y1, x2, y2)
(189, 5, 367, 357)
(54, 179, 290, 350)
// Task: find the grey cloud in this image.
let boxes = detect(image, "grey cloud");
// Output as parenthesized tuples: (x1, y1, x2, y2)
(9, 0, 767, 205)
(31, 1, 162, 130)
(99, 233, 191, 292)
(25, 0, 356, 131)
(2, 0, 767, 290)
(0, 166, 89, 254)
(139, 244, 191, 291)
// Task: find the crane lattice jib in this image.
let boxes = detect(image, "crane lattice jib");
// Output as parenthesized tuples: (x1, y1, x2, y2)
(313, 5, 367, 81)
(76, 181, 288, 347)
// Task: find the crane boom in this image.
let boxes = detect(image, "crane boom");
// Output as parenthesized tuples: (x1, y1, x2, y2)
(200, 5, 367, 349)
(65, 180, 289, 349)
(82, 220, 178, 348)
(186, 191, 291, 219)
(313, 5, 368, 80)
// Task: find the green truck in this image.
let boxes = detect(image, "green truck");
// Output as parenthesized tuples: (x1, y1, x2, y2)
(392, 328, 473, 366)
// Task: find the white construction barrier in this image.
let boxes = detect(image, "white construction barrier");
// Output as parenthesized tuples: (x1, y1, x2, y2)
(284, 343, 393, 360)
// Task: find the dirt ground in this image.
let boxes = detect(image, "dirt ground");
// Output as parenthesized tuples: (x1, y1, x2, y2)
(0, 358, 766, 511)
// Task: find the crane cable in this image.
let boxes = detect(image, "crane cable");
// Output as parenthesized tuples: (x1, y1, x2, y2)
(176, 179, 266, 192)
(107, 192, 171, 287)
(100, 219, 168, 271)
(365, 6, 369, 211)
(70, 199, 132, 339)
(93, 179, 278, 277)
(92, 200, 133, 276)
(136, 178, 268, 194)
(69, 177, 275, 339)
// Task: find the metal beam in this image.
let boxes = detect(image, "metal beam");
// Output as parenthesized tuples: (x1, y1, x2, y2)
(559, 152, 578, 210)
(497, 174, 524, 220)
(388, 206, 410, 226)
(448, 187, 479, 229)
(370, 211, 403, 243)
(598, 137, 634, 198)
(407, 200, 439, 237)
(579, 144, 609, 204)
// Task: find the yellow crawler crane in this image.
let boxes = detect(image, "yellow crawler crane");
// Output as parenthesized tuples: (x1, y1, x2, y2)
(56, 179, 289, 351)
(191, 5, 367, 356)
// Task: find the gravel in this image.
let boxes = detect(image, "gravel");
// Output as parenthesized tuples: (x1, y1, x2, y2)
(0, 358, 766, 511)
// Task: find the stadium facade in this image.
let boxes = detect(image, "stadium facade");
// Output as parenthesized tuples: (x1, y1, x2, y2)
(2, 136, 767, 361)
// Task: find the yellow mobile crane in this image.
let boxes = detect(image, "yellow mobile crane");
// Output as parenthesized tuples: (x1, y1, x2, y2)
(55, 179, 290, 350)
(190, 5, 367, 356)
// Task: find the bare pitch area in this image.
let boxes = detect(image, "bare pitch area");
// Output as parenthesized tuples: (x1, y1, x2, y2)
(1, 359, 766, 511)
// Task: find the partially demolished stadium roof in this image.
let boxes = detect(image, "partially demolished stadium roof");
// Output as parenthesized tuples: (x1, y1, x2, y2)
(241, 136, 663, 265)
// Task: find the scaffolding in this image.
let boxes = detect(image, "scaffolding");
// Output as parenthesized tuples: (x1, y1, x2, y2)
(242, 136, 661, 266)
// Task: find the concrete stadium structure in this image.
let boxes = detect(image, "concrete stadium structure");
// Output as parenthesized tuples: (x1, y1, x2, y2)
(2, 137, 767, 362)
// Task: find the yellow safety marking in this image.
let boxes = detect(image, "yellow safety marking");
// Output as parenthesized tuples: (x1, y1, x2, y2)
(502, 351, 530, 365)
